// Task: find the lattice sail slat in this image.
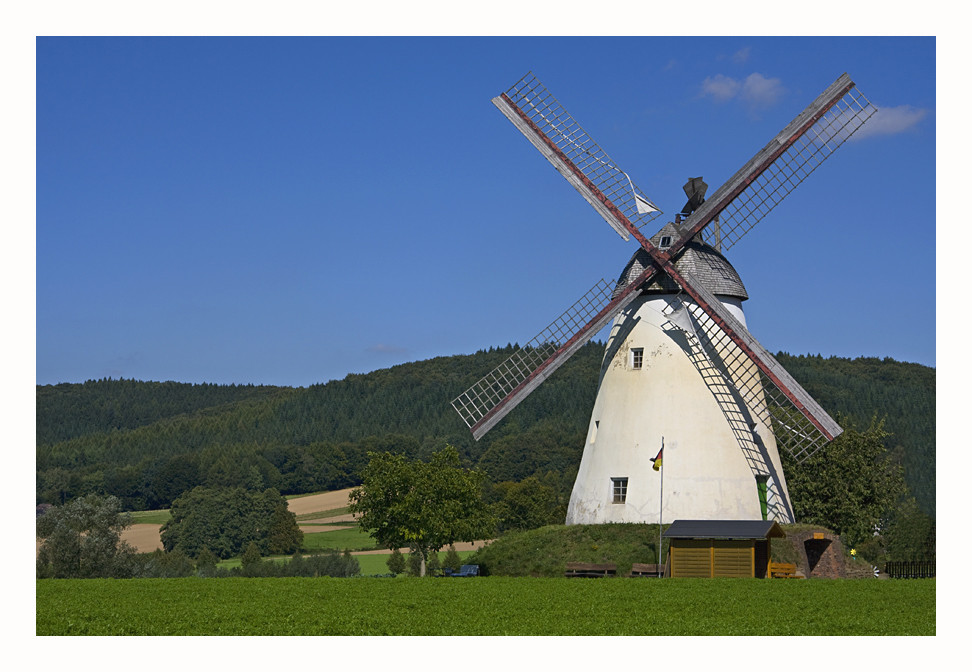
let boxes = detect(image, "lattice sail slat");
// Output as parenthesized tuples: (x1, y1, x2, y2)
(494, 72, 663, 241)
(694, 77, 877, 252)
(452, 277, 638, 440)
(663, 294, 840, 463)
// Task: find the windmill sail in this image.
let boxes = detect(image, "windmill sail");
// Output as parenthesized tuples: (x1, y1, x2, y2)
(459, 72, 866, 452)
(452, 266, 658, 440)
(676, 73, 877, 252)
(493, 72, 663, 243)
(664, 269, 842, 461)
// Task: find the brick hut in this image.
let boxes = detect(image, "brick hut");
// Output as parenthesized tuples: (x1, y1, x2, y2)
(663, 520, 786, 578)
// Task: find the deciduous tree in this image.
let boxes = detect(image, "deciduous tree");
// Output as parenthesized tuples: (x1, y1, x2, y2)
(36, 493, 136, 578)
(783, 418, 907, 547)
(161, 486, 301, 559)
(491, 474, 565, 532)
(349, 445, 495, 576)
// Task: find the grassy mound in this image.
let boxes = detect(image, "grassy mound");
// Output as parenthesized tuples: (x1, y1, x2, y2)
(470, 522, 844, 577)
(469, 523, 662, 577)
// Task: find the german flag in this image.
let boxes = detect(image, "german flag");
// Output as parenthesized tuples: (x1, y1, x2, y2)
(652, 446, 663, 471)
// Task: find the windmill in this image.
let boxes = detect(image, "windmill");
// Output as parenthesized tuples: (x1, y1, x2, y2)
(451, 72, 876, 524)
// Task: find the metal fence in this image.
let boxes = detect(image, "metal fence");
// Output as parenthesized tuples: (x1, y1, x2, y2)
(884, 560, 936, 579)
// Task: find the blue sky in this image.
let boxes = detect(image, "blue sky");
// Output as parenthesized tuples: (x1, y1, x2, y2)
(33, 36, 936, 387)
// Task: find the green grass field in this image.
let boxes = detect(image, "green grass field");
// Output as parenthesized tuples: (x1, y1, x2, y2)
(36, 577, 934, 636)
(215, 549, 475, 574)
(127, 509, 171, 525)
(353, 550, 477, 575)
(295, 507, 350, 521)
(302, 527, 379, 551)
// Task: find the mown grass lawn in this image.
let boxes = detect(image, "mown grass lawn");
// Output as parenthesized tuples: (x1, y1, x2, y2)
(126, 509, 171, 525)
(301, 527, 379, 551)
(36, 577, 934, 636)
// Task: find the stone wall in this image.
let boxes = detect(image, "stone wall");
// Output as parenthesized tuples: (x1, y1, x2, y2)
(787, 529, 846, 579)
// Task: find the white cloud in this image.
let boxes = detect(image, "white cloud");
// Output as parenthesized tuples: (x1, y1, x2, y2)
(740, 73, 784, 108)
(732, 47, 751, 64)
(700, 74, 741, 102)
(852, 104, 929, 139)
(699, 72, 785, 115)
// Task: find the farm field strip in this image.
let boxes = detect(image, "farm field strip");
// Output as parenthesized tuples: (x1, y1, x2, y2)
(298, 513, 356, 524)
(36, 577, 935, 636)
(285, 489, 354, 515)
(299, 523, 354, 529)
(87, 489, 487, 562)
(106, 489, 357, 554)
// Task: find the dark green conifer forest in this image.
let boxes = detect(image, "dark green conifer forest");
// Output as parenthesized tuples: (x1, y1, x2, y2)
(36, 344, 935, 523)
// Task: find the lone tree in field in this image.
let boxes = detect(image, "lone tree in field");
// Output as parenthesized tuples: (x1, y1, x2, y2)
(349, 445, 495, 576)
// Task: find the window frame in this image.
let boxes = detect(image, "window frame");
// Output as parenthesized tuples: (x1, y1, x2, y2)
(611, 477, 628, 504)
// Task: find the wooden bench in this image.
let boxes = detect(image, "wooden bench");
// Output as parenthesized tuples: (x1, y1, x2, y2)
(629, 563, 662, 577)
(769, 562, 803, 579)
(565, 562, 617, 578)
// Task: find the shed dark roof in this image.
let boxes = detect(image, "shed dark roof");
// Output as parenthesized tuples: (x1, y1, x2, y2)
(662, 520, 785, 540)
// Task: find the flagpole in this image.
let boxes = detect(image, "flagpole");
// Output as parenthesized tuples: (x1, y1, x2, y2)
(658, 436, 664, 578)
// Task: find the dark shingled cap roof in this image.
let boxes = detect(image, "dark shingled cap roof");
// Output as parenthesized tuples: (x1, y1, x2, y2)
(662, 519, 786, 540)
(613, 223, 749, 300)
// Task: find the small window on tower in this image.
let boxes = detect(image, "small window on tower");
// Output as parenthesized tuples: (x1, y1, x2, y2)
(631, 348, 644, 370)
(612, 477, 628, 504)
(659, 235, 673, 249)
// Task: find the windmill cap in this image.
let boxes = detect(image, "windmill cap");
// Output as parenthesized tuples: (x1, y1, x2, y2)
(613, 223, 749, 300)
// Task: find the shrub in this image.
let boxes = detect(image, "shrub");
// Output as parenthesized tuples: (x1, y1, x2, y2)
(196, 547, 219, 578)
(240, 542, 263, 576)
(407, 551, 422, 576)
(386, 548, 405, 575)
(444, 544, 462, 572)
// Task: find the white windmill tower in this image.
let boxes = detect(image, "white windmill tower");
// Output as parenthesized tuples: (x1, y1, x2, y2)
(452, 72, 876, 525)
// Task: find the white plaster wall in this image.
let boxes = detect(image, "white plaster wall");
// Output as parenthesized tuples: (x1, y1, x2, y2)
(565, 294, 793, 525)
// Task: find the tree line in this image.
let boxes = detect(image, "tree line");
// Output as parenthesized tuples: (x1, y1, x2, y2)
(38, 423, 933, 580)
(37, 346, 935, 520)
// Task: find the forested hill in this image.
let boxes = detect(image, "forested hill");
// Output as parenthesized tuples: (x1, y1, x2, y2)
(37, 345, 935, 516)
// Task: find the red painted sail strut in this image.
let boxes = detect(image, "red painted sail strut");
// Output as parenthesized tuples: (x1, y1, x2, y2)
(661, 261, 836, 440)
(672, 81, 856, 251)
(495, 89, 838, 442)
(499, 93, 663, 256)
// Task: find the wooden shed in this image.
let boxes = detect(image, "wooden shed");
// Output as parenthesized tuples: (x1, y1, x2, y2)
(663, 520, 785, 578)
